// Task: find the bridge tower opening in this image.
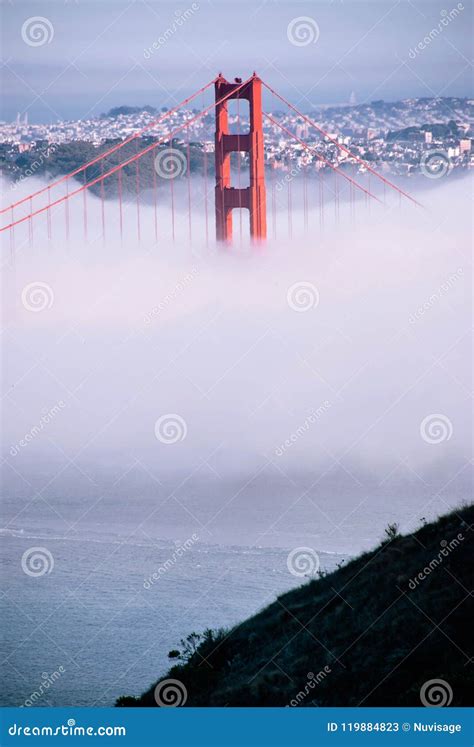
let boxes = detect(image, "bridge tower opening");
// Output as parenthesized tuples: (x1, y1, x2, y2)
(214, 73, 267, 242)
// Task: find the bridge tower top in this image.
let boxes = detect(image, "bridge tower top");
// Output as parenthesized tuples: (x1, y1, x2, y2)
(214, 74, 267, 242)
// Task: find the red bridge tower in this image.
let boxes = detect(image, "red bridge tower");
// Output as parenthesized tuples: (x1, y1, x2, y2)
(214, 73, 267, 242)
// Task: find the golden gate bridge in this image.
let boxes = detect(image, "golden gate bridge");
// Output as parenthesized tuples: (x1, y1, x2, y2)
(0, 73, 421, 250)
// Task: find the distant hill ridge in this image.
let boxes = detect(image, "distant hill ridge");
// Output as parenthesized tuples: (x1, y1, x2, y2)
(101, 105, 158, 118)
(99, 96, 473, 131)
(118, 505, 473, 707)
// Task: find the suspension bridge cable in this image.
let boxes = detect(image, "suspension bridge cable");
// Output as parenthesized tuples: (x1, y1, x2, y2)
(263, 113, 382, 204)
(0, 78, 218, 216)
(1, 79, 250, 233)
(261, 81, 422, 208)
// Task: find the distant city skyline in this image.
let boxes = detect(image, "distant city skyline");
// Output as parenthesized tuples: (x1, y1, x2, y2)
(1, 0, 473, 123)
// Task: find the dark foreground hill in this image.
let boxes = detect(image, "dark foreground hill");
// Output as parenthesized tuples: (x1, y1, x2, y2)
(118, 506, 473, 707)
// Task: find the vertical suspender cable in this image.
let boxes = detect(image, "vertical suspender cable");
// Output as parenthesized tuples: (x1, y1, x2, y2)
(136, 159, 141, 242)
(118, 168, 123, 244)
(204, 146, 209, 247)
(101, 177, 105, 243)
(186, 125, 192, 244)
(29, 198, 33, 247)
(47, 186, 51, 241)
(170, 161, 175, 243)
(270, 89, 276, 240)
(287, 156, 292, 239)
(271, 158, 276, 240)
(65, 177, 70, 242)
(353, 164, 357, 226)
(10, 207, 14, 260)
(83, 171, 88, 242)
(100, 160, 106, 244)
(319, 170, 324, 234)
(153, 160, 158, 243)
(350, 181, 354, 226)
(202, 88, 209, 247)
(303, 162, 308, 234)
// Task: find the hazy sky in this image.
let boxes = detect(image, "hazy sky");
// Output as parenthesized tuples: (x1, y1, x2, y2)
(1, 0, 473, 122)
